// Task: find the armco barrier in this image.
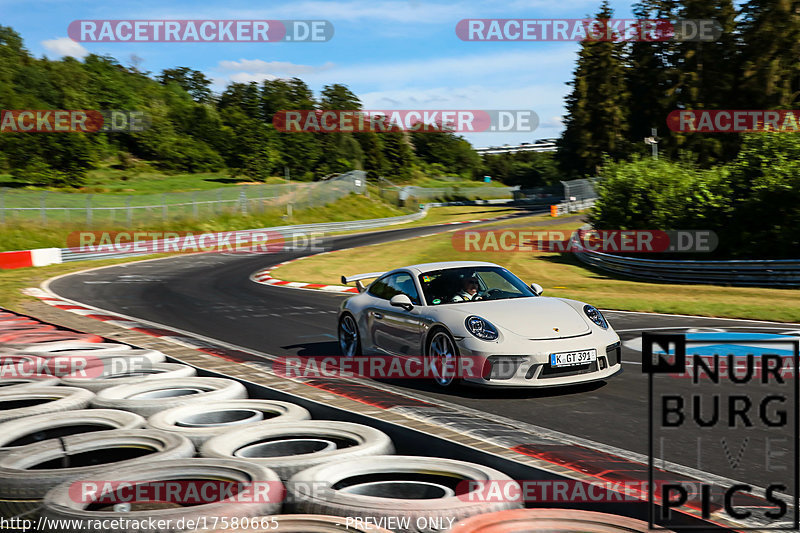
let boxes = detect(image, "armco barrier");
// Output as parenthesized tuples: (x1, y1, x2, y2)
(573, 241, 800, 287)
(59, 209, 431, 263)
(7, 199, 519, 268)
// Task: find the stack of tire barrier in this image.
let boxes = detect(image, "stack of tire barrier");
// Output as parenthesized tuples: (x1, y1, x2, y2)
(0, 308, 657, 532)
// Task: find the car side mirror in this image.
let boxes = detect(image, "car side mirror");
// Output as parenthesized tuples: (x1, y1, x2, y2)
(530, 283, 543, 296)
(390, 294, 414, 311)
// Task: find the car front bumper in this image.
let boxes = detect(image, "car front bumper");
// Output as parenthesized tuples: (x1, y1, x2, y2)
(454, 334, 622, 387)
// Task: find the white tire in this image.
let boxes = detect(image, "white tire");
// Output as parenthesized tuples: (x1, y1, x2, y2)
(201, 421, 394, 481)
(0, 429, 194, 519)
(61, 362, 196, 392)
(0, 377, 60, 390)
(0, 386, 94, 423)
(92, 377, 247, 417)
(450, 509, 668, 532)
(184, 514, 394, 532)
(288, 455, 522, 533)
(0, 342, 133, 355)
(147, 399, 311, 447)
(0, 409, 145, 459)
(41, 458, 282, 532)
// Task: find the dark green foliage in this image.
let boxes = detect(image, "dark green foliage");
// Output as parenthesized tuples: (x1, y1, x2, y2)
(480, 152, 560, 188)
(558, 1, 630, 177)
(0, 26, 490, 185)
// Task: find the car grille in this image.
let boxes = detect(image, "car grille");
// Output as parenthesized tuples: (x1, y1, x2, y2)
(485, 356, 524, 380)
(538, 360, 598, 378)
(606, 342, 621, 366)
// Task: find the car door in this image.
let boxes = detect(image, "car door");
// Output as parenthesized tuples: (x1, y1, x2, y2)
(367, 272, 423, 356)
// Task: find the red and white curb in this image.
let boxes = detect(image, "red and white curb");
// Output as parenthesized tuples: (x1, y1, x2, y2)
(249, 216, 513, 293)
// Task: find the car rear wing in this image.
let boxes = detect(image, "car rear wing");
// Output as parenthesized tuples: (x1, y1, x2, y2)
(340, 272, 384, 293)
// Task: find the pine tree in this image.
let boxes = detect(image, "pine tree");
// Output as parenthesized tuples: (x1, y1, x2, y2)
(558, 1, 630, 177)
(666, 0, 738, 163)
(739, 0, 800, 110)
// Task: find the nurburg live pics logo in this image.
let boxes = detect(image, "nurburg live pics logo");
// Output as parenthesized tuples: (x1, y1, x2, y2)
(643, 332, 799, 530)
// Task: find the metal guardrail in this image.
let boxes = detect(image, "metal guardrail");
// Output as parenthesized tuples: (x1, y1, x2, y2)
(60, 206, 430, 263)
(554, 198, 596, 216)
(573, 239, 800, 287)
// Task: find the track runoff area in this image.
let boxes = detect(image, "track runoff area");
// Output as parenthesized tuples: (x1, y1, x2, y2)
(36, 213, 799, 532)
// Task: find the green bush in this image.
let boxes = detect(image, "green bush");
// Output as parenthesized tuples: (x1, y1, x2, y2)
(591, 155, 730, 231)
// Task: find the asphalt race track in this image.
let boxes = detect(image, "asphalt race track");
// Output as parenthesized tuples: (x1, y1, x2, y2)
(49, 213, 799, 493)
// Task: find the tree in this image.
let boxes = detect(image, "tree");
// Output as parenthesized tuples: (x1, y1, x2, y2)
(666, 0, 739, 164)
(381, 130, 415, 181)
(738, 0, 800, 110)
(558, 1, 630, 177)
(157, 67, 212, 103)
(317, 84, 364, 174)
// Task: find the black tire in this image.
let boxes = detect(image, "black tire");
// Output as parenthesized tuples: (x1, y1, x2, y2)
(0, 409, 145, 459)
(184, 514, 394, 532)
(288, 455, 521, 533)
(201, 420, 394, 481)
(146, 399, 311, 447)
(60, 362, 196, 392)
(0, 386, 94, 423)
(91, 377, 247, 417)
(0, 429, 194, 519)
(338, 314, 362, 357)
(426, 328, 461, 388)
(41, 458, 283, 533)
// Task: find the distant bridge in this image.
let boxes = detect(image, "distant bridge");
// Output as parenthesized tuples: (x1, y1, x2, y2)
(475, 140, 557, 155)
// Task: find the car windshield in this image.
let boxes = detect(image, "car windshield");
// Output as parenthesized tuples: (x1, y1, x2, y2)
(418, 266, 536, 305)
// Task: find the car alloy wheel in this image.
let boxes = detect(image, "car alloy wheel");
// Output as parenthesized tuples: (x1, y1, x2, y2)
(338, 315, 360, 357)
(428, 330, 459, 387)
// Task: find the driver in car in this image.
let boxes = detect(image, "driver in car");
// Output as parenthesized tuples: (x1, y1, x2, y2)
(452, 275, 481, 302)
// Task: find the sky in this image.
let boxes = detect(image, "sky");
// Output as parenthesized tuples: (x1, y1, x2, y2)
(1, 0, 638, 146)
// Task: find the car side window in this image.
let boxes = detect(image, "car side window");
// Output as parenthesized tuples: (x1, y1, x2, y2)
(367, 275, 393, 300)
(368, 273, 421, 305)
(387, 273, 421, 305)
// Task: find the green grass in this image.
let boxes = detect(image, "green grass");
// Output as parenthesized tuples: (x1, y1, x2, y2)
(0, 168, 286, 195)
(0, 193, 413, 252)
(273, 214, 800, 323)
(410, 177, 509, 188)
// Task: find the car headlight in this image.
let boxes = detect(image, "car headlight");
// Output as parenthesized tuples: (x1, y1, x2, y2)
(465, 316, 499, 341)
(584, 305, 608, 329)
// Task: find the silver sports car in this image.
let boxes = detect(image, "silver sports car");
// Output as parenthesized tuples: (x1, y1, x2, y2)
(338, 261, 621, 387)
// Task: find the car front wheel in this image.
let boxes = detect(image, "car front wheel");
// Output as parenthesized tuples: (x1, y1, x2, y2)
(427, 328, 460, 387)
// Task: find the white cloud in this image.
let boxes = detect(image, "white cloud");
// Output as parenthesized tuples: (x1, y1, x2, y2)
(298, 47, 578, 89)
(41, 37, 89, 59)
(228, 72, 279, 84)
(218, 59, 334, 76)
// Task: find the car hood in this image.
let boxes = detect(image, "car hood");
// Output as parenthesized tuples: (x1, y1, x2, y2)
(445, 297, 591, 339)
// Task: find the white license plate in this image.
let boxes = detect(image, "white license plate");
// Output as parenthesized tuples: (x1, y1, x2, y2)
(550, 349, 597, 367)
